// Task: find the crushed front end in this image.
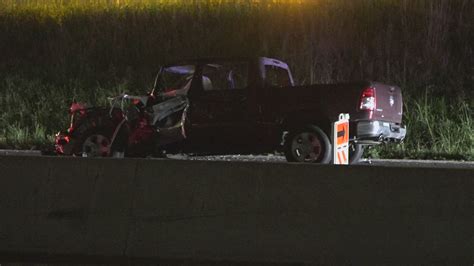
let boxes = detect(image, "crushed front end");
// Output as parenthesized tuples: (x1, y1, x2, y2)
(55, 101, 88, 155)
(55, 130, 76, 155)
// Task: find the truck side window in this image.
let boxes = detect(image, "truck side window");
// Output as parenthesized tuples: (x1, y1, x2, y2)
(156, 65, 195, 96)
(202, 62, 248, 91)
(265, 65, 291, 87)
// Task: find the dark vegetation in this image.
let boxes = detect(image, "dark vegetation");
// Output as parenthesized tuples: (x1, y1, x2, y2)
(0, 0, 472, 160)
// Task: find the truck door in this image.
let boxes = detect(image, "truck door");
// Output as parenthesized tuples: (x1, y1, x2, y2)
(258, 58, 295, 120)
(186, 61, 251, 152)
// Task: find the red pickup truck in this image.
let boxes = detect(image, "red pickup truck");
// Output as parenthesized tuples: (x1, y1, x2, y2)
(56, 57, 406, 164)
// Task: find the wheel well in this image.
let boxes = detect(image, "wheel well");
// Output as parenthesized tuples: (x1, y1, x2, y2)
(281, 112, 332, 137)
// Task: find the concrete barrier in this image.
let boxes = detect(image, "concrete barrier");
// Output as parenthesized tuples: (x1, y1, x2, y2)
(0, 156, 471, 264)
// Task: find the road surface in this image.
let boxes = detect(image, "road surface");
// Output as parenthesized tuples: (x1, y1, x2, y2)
(0, 149, 472, 169)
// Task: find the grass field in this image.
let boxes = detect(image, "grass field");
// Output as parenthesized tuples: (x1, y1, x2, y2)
(0, 0, 472, 159)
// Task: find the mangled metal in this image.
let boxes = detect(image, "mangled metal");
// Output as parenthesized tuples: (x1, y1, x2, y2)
(55, 80, 190, 157)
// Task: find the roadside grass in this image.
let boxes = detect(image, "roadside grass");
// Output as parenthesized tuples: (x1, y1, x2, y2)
(0, 76, 132, 150)
(2, 122, 54, 150)
(0, 0, 470, 91)
(368, 90, 473, 161)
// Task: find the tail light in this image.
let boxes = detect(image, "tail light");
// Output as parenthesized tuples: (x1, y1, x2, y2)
(359, 87, 376, 111)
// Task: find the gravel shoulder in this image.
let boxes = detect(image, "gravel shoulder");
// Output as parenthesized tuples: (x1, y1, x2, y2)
(1, 149, 473, 169)
(167, 154, 474, 169)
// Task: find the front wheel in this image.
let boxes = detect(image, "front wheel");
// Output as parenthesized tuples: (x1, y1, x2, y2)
(80, 130, 125, 158)
(284, 125, 332, 164)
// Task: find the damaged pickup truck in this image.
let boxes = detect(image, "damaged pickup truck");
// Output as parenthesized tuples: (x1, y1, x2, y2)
(55, 57, 406, 164)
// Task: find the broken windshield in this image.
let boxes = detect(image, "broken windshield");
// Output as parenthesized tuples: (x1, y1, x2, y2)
(153, 65, 195, 96)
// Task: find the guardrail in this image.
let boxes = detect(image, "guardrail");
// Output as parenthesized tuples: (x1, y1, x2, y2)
(0, 156, 471, 264)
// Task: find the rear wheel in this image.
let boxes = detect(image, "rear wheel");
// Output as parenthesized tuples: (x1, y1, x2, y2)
(284, 125, 332, 164)
(348, 143, 365, 164)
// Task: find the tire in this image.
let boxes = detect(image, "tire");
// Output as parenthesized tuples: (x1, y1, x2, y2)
(348, 143, 365, 164)
(284, 125, 332, 164)
(78, 129, 125, 158)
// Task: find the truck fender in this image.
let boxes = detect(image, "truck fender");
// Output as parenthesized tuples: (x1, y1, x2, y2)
(281, 111, 332, 137)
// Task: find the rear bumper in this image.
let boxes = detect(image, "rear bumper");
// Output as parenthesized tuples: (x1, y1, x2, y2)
(355, 120, 406, 144)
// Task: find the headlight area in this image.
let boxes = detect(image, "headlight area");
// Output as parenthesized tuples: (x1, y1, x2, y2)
(55, 131, 75, 155)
